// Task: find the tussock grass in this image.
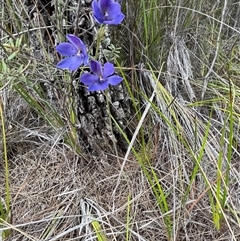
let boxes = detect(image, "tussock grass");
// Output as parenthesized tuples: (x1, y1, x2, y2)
(1, 0, 240, 240)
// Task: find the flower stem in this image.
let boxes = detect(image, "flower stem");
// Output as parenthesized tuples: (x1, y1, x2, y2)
(105, 89, 119, 159)
(94, 25, 105, 59)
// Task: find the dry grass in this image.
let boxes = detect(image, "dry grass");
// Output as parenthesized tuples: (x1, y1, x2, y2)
(1, 92, 239, 240)
(1, 100, 240, 240)
(1, 127, 160, 240)
(2, 126, 239, 240)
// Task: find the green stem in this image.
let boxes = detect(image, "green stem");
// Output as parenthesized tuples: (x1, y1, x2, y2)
(0, 98, 11, 238)
(95, 25, 105, 59)
(105, 89, 119, 158)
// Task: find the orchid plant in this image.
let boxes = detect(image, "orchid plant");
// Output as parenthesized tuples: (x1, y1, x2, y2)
(56, 0, 124, 92)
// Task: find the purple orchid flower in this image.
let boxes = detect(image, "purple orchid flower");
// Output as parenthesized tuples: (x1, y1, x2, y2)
(56, 34, 88, 71)
(80, 60, 123, 91)
(92, 0, 125, 25)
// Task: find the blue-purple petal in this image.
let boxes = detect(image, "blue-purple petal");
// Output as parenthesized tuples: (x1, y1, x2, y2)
(66, 34, 87, 54)
(56, 43, 78, 56)
(104, 12, 125, 25)
(110, 13, 125, 24)
(107, 75, 123, 86)
(56, 58, 73, 70)
(99, 0, 111, 13)
(107, 2, 121, 18)
(68, 56, 84, 71)
(103, 62, 114, 79)
(90, 60, 103, 77)
(56, 56, 83, 71)
(80, 73, 99, 85)
(93, 14, 104, 24)
(92, 0, 105, 24)
(88, 81, 109, 91)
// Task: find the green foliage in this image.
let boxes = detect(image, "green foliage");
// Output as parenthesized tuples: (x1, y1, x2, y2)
(1, 35, 82, 155)
(91, 219, 109, 241)
(0, 97, 11, 239)
(116, 0, 240, 238)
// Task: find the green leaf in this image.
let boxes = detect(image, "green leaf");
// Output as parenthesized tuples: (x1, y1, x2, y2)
(7, 51, 18, 61)
(1, 60, 8, 73)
